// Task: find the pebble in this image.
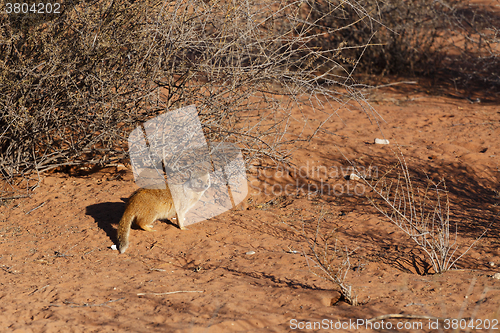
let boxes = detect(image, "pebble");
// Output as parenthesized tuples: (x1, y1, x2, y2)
(111, 245, 117, 251)
(493, 273, 500, 280)
(246, 251, 256, 255)
(374, 138, 390, 145)
(349, 173, 361, 181)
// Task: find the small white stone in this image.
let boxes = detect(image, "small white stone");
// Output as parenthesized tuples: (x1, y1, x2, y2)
(111, 245, 117, 251)
(493, 273, 500, 280)
(374, 138, 390, 145)
(246, 251, 256, 255)
(349, 173, 361, 181)
(489, 262, 495, 267)
(116, 163, 128, 171)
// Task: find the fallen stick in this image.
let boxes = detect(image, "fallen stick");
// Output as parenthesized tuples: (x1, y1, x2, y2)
(0, 195, 29, 201)
(25, 201, 46, 215)
(367, 314, 465, 322)
(28, 284, 50, 296)
(52, 298, 126, 308)
(137, 290, 204, 296)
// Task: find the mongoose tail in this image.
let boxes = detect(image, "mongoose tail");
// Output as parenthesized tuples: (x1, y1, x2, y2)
(117, 208, 135, 254)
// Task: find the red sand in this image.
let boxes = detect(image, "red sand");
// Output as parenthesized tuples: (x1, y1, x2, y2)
(1, 87, 499, 332)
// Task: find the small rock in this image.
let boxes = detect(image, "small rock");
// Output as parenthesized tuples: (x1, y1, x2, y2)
(246, 251, 256, 255)
(116, 163, 128, 171)
(489, 262, 495, 267)
(492, 273, 500, 280)
(374, 138, 390, 145)
(349, 173, 361, 181)
(111, 245, 117, 251)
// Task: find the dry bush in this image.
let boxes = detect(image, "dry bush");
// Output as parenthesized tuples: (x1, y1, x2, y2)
(357, 152, 490, 274)
(2, 0, 497, 193)
(438, 4, 500, 94)
(297, 0, 500, 93)
(0, 0, 378, 199)
(294, 0, 455, 75)
(301, 209, 359, 306)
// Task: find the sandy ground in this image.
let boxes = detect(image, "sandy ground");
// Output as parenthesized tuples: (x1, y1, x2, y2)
(1, 85, 500, 332)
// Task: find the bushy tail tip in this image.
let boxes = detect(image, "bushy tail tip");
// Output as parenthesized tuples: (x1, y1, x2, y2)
(118, 242, 128, 254)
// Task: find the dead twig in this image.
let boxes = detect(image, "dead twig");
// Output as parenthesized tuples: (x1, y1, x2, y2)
(55, 298, 125, 308)
(0, 265, 19, 274)
(0, 195, 29, 201)
(367, 314, 444, 322)
(137, 290, 204, 296)
(28, 284, 50, 296)
(25, 201, 46, 215)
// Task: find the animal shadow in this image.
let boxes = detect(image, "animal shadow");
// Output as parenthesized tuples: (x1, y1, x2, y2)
(85, 199, 128, 244)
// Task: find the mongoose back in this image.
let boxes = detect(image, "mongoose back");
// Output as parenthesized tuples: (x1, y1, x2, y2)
(117, 169, 210, 253)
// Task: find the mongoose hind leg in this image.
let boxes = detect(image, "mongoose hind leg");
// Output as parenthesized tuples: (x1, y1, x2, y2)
(141, 225, 156, 232)
(135, 216, 156, 232)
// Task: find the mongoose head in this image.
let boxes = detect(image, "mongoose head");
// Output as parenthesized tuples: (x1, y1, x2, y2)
(185, 171, 211, 192)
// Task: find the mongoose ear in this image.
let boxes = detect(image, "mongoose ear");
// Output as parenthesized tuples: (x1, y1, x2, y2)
(192, 161, 211, 176)
(165, 168, 190, 185)
(174, 168, 191, 183)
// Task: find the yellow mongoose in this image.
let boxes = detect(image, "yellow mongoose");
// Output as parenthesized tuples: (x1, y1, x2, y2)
(117, 169, 210, 253)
